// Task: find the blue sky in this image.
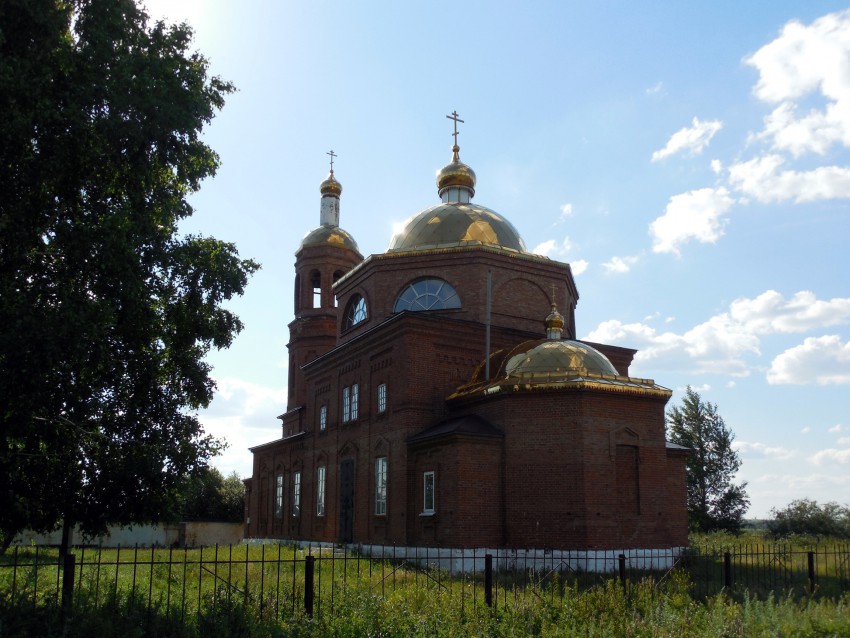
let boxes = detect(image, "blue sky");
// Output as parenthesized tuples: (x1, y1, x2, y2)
(144, 1, 850, 519)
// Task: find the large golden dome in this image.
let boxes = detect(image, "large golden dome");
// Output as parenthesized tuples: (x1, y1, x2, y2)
(299, 225, 360, 253)
(506, 340, 619, 379)
(387, 202, 527, 253)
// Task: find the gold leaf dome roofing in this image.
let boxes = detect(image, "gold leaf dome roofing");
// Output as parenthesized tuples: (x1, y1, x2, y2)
(387, 202, 527, 253)
(319, 171, 342, 197)
(299, 225, 360, 253)
(505, 340, 618, 379)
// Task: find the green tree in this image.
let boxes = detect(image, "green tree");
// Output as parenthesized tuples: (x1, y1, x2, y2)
(666, 386, 749, 532)
(0, 0, 258, 553)
(767, 499, 850, 539)
(178, 468, 244, 523)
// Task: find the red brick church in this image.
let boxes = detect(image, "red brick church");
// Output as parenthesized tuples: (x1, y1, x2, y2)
(245, 122, 688, 551)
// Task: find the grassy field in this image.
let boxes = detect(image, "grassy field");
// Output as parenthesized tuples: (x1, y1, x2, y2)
(1, 534, 849, 637)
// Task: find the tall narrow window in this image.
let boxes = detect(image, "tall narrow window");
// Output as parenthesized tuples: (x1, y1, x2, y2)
(292, 471, 301, 517)
(317, 466, 326, 517)
(377, 383, 387, 413)
(375, 457, 388, 515)
(311, 271, 321, 308)
(274, 474, 283, 519)
(342, 387, 351, 422)
(319, 405, 327, 431)
(350, 383, 359, 420)
(423, 471, 435, 514)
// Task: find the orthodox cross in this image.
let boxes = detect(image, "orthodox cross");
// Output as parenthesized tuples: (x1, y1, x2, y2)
(327, 149, 337, 173)
(446, 111, 464, 146)
(550, 284, 557, 306)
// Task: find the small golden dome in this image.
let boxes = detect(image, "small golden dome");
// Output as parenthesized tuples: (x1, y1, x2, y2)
(387, 202, 527, 253)
(505, 340, 618, 379)
(319, 171, 342, 197)
(545, 303, 565, 333)
(299, 225, 360, 253)
(436, 146, 476, 195)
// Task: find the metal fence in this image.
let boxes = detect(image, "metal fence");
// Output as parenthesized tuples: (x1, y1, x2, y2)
(2, 542, 849, 623)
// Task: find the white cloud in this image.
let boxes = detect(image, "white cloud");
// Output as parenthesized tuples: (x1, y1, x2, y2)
(559, 203, 573, 219)
(710, 159, 723, 174)
(585, 290, 850, 379)
(649, 187, 735, 255)
(811, 447, 850, 465)
(646, 81, 664, 96)
(801, 426, 811, 433)
(726, 380, 736, 389)
(829, 424, 845, 433)
(839, 436, 850, 444)
(728, 154, 850, 203)
(200, 377, 288, 477)
(729, 290, 850, 334)
(570, 259, 588, 276)
(767, 335, 850, 385)
(652, 117, 723, 162)
(532, 236, 573, 258)
(532, 240, 556, 256)
(734, 440, 796, 460)
(745, 9, 850, 156)
(602, 254, 639, 274)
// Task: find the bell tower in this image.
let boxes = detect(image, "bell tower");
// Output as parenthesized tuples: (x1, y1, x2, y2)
(285, 154, 362, 426)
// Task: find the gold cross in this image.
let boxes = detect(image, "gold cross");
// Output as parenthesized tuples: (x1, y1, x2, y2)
(551, 284, 557, 305)
(327, 150, 337, 172)
(446, 111, 464, 146)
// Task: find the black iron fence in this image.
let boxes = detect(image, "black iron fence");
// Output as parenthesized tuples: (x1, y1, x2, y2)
(2, 543, 849, 623)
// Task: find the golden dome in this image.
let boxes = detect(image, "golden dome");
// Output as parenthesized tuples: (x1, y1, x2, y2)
(319, 171, 342, 197)
(387, 203, 527, 253)
(437, 146, 477, 195)
(505, 340, 618, 379)
(299, 225, 360, 253)
(545, 303, 565, 333)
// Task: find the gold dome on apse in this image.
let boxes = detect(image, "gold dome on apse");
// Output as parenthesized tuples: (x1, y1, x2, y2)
(505, 340, 619, 379)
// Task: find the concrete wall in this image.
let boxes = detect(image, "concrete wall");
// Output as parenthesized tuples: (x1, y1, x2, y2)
(12, 522, 243, 548)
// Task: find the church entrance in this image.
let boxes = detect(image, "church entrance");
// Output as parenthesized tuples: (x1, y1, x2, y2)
(339, 459, 355, 543)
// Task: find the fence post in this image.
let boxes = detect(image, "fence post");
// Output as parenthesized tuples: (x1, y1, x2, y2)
(723, 551, 732, 590)
(808, 551, 816, 594)
(484, 554, 493, 608)
(304, 555, 315, 617)
(618, 554, 626, 590)
(61, 553, 76, 622)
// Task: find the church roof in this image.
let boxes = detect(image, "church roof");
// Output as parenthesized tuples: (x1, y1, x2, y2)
(387, 202, 527, 253)
(298, 224, 360, 253)
(406, 414, 503, 445)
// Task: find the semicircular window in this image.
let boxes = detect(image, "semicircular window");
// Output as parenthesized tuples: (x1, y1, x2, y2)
(394, 278, 461, 312)
(344, 294, 367, 329)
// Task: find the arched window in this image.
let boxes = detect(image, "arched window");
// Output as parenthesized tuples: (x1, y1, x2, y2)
(393, 278, 461, 312)
(343, 294, 367, 329)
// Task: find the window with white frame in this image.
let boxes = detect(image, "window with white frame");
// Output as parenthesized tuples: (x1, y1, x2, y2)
(274, 474, 283, 519)
(377, 383, 387, 413)
(342, 387, 351, 422)
(342, 384, 359, 422)
(292, 471, 301, 517)
(317, 466, 326, 516)
(423, 471, 435, 514)
(375, 457, 387, 515)
(319, 405, 327, 431)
